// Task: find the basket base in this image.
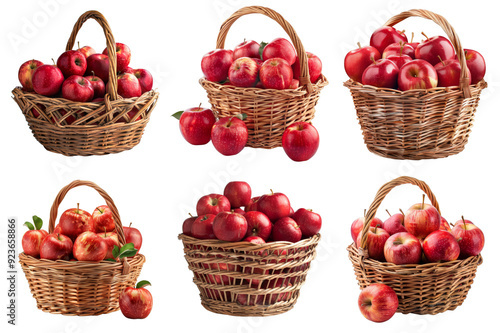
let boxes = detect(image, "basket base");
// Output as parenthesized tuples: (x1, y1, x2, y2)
(200, 295, 299, 317)
(365, 142, 466, 160)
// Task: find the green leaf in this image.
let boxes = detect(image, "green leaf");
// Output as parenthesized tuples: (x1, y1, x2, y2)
(235, 113, 247, 121)
(259, 41, 268, 60)
(112, 245, 121, 259)
(32, 215, 43, 230)
(136, 280, 151, 289)
(171, 110, 184, 120)
(118, 248, 138, 259)
(24, 222, 34, 230)
(121, 243, 136, 252)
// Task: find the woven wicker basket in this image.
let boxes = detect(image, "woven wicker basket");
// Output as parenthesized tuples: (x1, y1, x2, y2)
(12, 10, 159, 156)
(344, 9, 487, 160)
(179, 233, 320, 316)
(200, 6, 328, 149)
(347, 176, 482, 315)
(19, 180, 146, 316)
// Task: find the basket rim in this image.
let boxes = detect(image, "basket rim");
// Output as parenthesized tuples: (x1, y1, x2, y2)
(19, 252, 146, 269)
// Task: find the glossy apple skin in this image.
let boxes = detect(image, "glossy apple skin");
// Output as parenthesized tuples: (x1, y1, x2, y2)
(97, 231, 119, 260)
(62, 75, 94, 102)
(18, 59, 44, 91)
(404, 202, 440, 240)
(73, 231, 107, 261)
(344, 45, 381, 83)
(59, 207, 93, 241)
(382, 213, 407, 236)
(182, 216, 197, 236)
(84, 74, 105, 99)
(22, 229, 48, 257)
(211, 117, 248, 156)
(351, 217, 383, 242)
(245, 196, 261, 212)
(282, 122, 319, 162)
(382, 42, 415, 59)
(415, 36, 455, 66)
(244, 211, 272, 241)
(201, 49, 234, 82)
(292, 52, 322, 83)
(439, 217, 452, 232)
(85, 54, 110, 82)
(114, 73, 142, 98)
(464, 49, 486, 84)
(386, 54, 412, 69)
(224, 181, 252, 208)
(213, 211, 248, 241)
(40, 233, 73, 260)
(356, 227, 390, 261)
(262, 38, 297, 65)
(358, 283, 398, 323)
(91, 205, 115, 233)
(234, 40, 260, 60)
(259, 58, 293, 90)
(119, 286, 153, 319)
(272, 217, 302, 242)
(370, 26, 408, 54)
(57, 50, 87, 78)
(179, 107, 216, 145)
(191, 214, 217, 239)
(130, 68, 153, 94)
(103, 42, 131, 72)
(289, 79, 299, 89)
(32, 65, 64, 96)
(293, 208, 321, 238)
(451, 219, 484, 258)
(243, 235, 266, 245)
(123, 226, 142, 252)
(435, 59, 471, 87)
(77, 45, 96, 59)
(196, 194, 231, 216)
(398, 60, 438, 91)
(361, 59, 399, 89)
(228, 57, 259, 87)
(423, 230, 460, 262)
(384, 232, 422, 265)
(257, 191, 291, 222)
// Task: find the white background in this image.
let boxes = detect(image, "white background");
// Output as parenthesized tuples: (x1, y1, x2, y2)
(1, 0, 499, 332)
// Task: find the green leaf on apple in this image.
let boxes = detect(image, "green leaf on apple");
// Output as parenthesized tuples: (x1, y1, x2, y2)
(121, 242, 136, 252)
(259, 42, 268, 60)
(24, 222, 35, 230)
(171, 111, 183, 120)
(32, 215, 43, 230)
(112, 245, 121, 259)
(118, 249, 138, 258)
(235, 113, 247, 121)
(136, 280, 151, 289)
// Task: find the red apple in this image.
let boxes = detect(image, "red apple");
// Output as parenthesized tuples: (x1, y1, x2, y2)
(415, 35, 455, 66)
(256, 190, 291, 222)
(262, 38, 296, 65)
(211, 116, 248, 156)
(32, 64, 64, 96)
(370, 26, 408, 54)
(451, 218, 485, 258)
(119, 280, 153, 319)
(97, 231, 119, 260)
(62, 75, 94, 102)
(344, 43, 381, 82)
(91, 205, 115, 233)
(351, 216, 383, 243)
(84, 73, 105, 99)
(382, 42, 415, 59)
(289, 79, 299, 89)
(361, 58, 399, 89)
(292, 52, 322, 83)
(243, 235, 265, 245)
(464, 49, 486, 84)
(259, 58, 293, 90)
(123, 224, 143, 252)
(358, 283, 398, 323)
(113, 72, 142, 98)
(233, 208, 245, 215)
(196, 194, 231, 216)
(201, 49, 233, 82)
(103, 42, 131, 72)
(272, 217, 301, 242)
(22, 227, 48, 258)
(244, 211, 272, 241)
(39, 233, 73, 260)
(57, 50, 87, 78)
(233, 40, 260, 60)
(404, 200, 440, 240)
(73, 231, 107, 261)
(182, 214, 197, 236)
(228, 57, 259, 87)
(18, 59, 44, 91)
(53, 223, 62, 235)
(356, 226, 390, 261)
(440, 216, 452, 232)
(213, 211, 248, 242)
(129, 68, 153, 94)
(85, 54, 110, 82)
(59, 205, 92, 241)
(191, 214, 217, 239)
(77, 45, 96, 59)
(422, 230, 460, 262)
(178, 106, 216, 145)
(282, 121, 319, 162)
(293, 208, 321, 238)
(435, 58, 471, 87)
(245, 196, 261, 212)
(382, 212, 407, 235)
(398, 59, 438, 91)
(224, 181, 252, 208)
(383, 232, 422, 265)
(386, 54, 412, 69)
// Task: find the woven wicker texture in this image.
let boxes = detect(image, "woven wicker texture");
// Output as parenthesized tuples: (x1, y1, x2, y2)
(179, 233, 320, 316)
(347, 176, 482, 315)
(19, 180, 145, 316)
(12, 10, 159, 156)
(200, 6, 328, 149)
(344, 9, 487, 160)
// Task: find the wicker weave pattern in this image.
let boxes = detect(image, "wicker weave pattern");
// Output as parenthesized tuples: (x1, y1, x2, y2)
(348, 176, 482, 315)
(19, 180, 145, 316)
(179, 233, 320, 316)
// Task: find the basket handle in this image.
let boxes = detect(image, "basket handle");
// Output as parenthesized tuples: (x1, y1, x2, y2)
(65, 10, 118, 101)
(359, 176, 441, 251)
(216, 6, 313, 93)
(384, 9, 471, 98)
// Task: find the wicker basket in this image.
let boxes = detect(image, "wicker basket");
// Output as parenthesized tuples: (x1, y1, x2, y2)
(179, 233, 320, 316)
(200, 6, 328, 149)
(344, 9, 487, 160)
(12, 10, 159, 156)
(347, 176, 482, 315)
(19, 180, 146, 316)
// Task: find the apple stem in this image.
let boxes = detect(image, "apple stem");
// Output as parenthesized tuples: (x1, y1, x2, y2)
(399, 208, 405, 219)
(370, 56, 376, 65)
(198, 102, 202, 109)
(129, 222, 133, 228)
(270, 189, 274, 195)
(357, 42, 362, 49)
(437, 55, 445, 66)
(77, 203, 80, 214)
(400, 29, 406, 35)
(386, 209, 391, 217)
(462, 216, 467, 230)
(188, 213, 193, 218)
(91, 70, 96, 80)
(51, 58, 56, 66)
(421, 194, 425, 210)
(411, 32, 414, 43)
(421, 32, 429, 41)
(399, 41, 404, 56)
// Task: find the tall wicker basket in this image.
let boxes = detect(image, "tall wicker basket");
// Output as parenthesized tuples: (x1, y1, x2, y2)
(347, 176, 482, 315)
(19, 180, 146, 316)
(344, 9, 487, 160)
(200, 6, 328, 149)
(12, 10, 159, 156)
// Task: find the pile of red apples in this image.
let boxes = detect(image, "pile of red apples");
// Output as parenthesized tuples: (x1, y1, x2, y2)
(344, 26, 486, 90)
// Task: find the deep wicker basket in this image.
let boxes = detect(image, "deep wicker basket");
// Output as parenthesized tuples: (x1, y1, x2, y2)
(344, 9, 487, 160)
(347, 176, 482, 315)
(179, 233, 320, 316)
(12, 10, 159, 156)
(19, 180, 146, 316)
(200, 6, 328, 149)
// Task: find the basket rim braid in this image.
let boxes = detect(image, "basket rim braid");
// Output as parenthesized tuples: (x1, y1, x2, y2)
(12, 10, 159, 156)
(347, 176, 483, 315)
(200, 5, 328, 149)
(179, 233, 320, 317)
(344, 9, 487, 160)
(18, 180, 146, 316)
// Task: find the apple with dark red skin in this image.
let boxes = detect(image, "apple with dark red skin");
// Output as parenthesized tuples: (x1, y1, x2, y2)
(370, 26, 408, 54)
(435, 58, 471, 87)
(103, 42, 131, 72)
(22, 228, 48, 258)
(361, 58, 398, 88)
(53, 223, 62, 235)
(386, 54, 412, 69)
(91, 205, 115, 233)
(398, 60, 438, 91)
(404, 199, 440, 240)
(293, 208, 321, 238)
(32, 64, 64, 96)
(351, 216, 383, 243)
(451, 218, 484, 258)
(282, 121, 319, 162)
(256, 190, 291, 222)
(292, 52, 322, 83)
(57, 50, 87, 78)
(344, 43, 381, 82)
(245, 196, 261, 212)
(259, 58, 293, 90)
(124, 223, 142, 253)
(439, 216, 452, 232)
(85, 54, 110, 82)
(272, 217, 302, 242)
(77, 45, 96, 59)
(18, 59, 44, 91)
(262, 38, 296, 65)
(244, 235, 266, 245)
(62, 75, 94, 102)
(182, 214, 197, 236)
(289, 79, 299, 89)
(234, 40, 260, 60)
(40, 233, 73, 260)
(233, 208, 245, 215)
(382, 42, 415, 59)
(356, 226, 390, 261)
(97, 231, 119, 260)
(415, 35, 455, 66)
(463, 49, 486, 84)
(382, 211, 407, 235)
(213, 211, 248, 241)
(119, 280, 153, 319)
(201, 49, 233, 82)
(129, 68, 153, 94)
(358, 283, 398, 323)
(73, 231, 107, 261)
(59, 204, 93, 241)
(228, 57, 259, 87)
(384, 231, 422, 265)
(224, 181, 252, 208)
(191, 214, 217, 239)
(211, 116, 248, 156)
(113, 72, 142, 98)
(244, 211, 272, 241)
(422, 230, 460, 262)
(196, 194, 231, 216)
(178, 106, 216, 145)
(84, 73, 105, 99)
